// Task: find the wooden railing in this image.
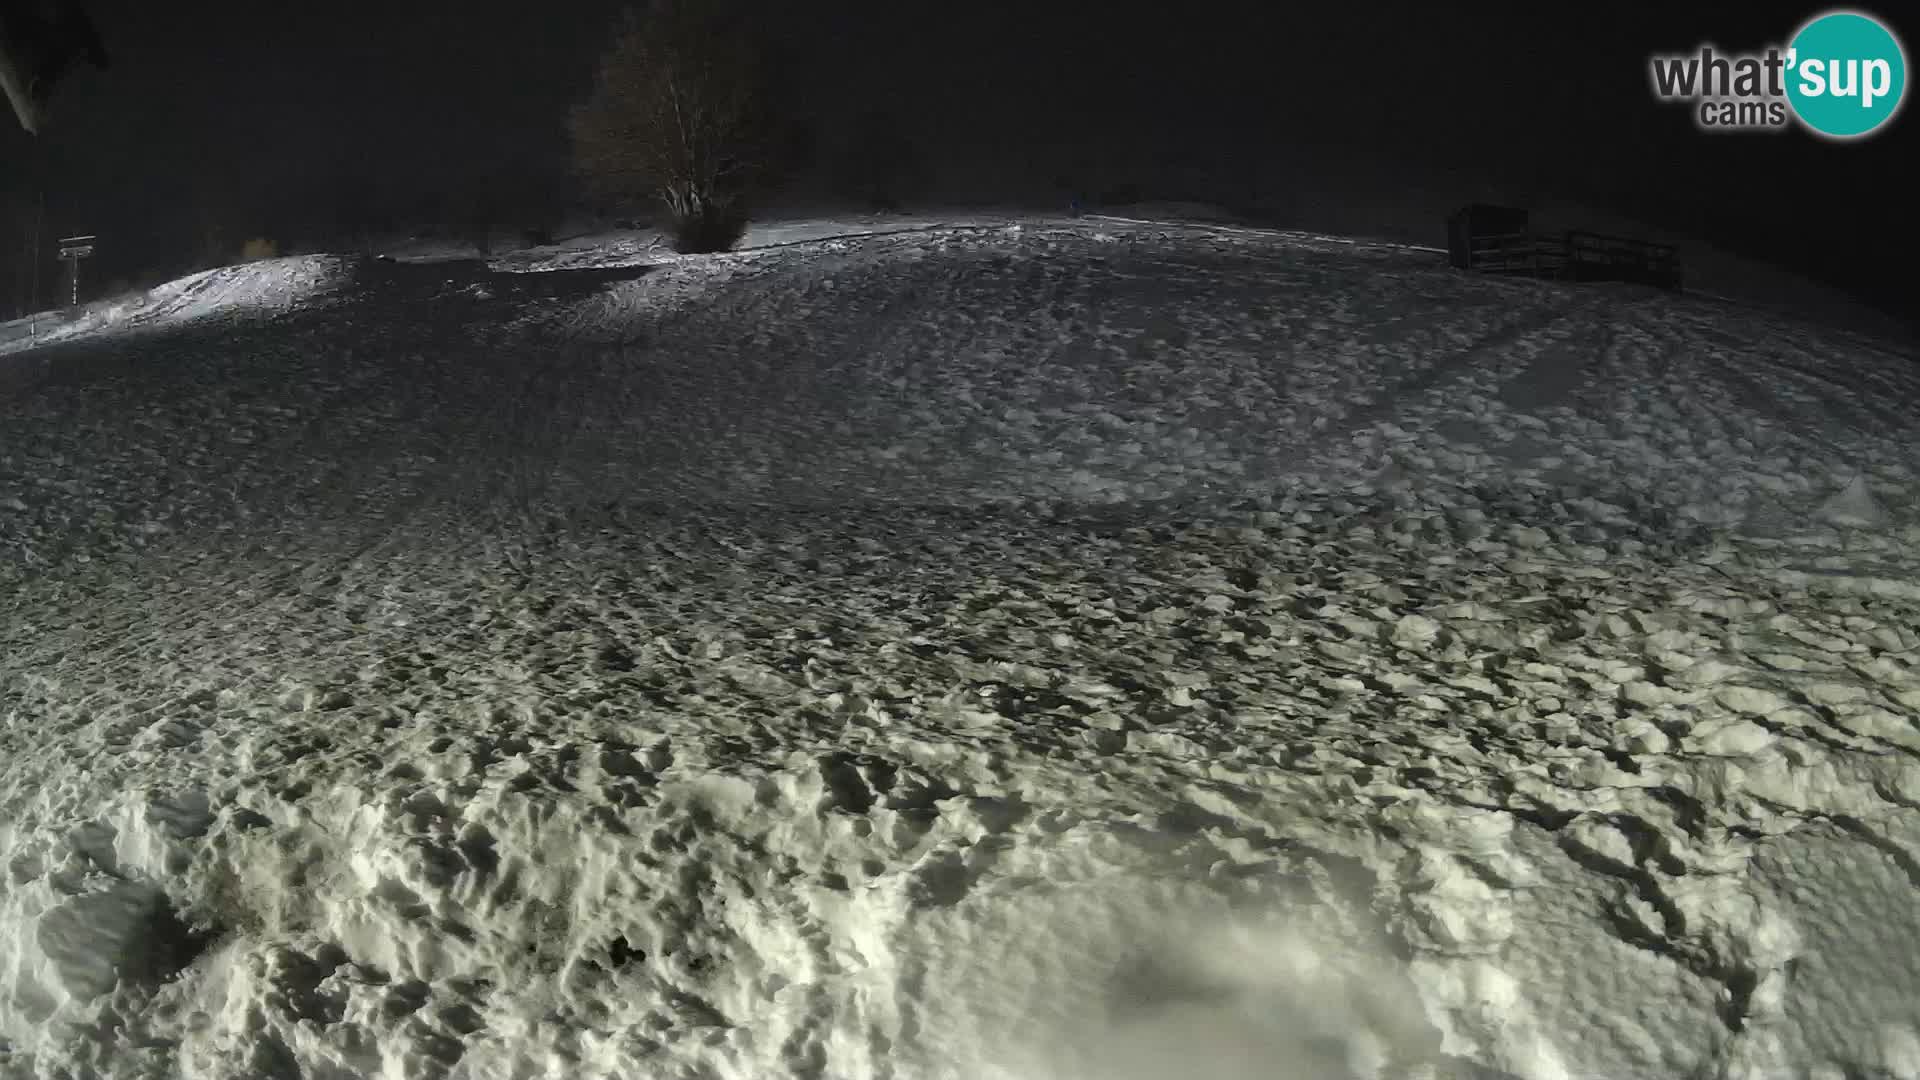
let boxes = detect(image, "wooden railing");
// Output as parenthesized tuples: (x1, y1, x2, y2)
(1461, 229, 1681, 290)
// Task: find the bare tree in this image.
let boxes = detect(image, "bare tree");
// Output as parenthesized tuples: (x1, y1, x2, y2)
(569, 1, 770, 253)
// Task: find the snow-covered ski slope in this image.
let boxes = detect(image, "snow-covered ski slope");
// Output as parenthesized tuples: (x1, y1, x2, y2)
(1, 218, 1918, 1080)
(0, 257, 348, 362)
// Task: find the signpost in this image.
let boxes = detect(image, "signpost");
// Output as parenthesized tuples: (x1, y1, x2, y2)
(58, 234, 95, 308)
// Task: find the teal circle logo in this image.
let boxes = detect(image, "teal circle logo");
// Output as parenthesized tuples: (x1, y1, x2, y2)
(1786, 10, 1907, 138)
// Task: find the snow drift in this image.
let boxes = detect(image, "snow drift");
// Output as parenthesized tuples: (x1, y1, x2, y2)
(0, 256, 345, 361)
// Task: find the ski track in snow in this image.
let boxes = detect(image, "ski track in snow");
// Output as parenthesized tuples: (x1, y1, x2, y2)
(1, 220, 1918, 1080)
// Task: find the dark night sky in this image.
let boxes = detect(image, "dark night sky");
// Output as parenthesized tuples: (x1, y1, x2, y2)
(3, 1, 1913, 315)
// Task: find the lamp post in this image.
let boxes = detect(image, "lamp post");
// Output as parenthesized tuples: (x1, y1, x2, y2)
(57, 234, 95, 308)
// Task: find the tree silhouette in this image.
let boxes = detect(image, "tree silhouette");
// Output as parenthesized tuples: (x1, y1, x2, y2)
(568, 2, 771, 253)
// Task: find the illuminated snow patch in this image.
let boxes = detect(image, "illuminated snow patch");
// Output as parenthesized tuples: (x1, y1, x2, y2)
(0, 257, 344, 358)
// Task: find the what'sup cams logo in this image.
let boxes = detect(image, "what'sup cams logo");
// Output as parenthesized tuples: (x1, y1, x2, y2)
(1650, 9, 1907, 139)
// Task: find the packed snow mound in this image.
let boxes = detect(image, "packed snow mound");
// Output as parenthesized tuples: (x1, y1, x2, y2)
(363, 212, 1009, 274)
(519, 221, 1918, 533)
(0, 256, 345, 359)
(480, 213, 1013, 275)
(133, 256, 345, 322)
(1, 218, 1918, 1080)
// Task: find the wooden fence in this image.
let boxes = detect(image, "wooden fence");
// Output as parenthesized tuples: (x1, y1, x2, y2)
(1448, 205, 1682, 291)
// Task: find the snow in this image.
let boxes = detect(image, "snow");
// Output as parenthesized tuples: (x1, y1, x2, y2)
(1, 217, 1918, 1079)
(1818, 476, 1891, 529)
(0, 258, 346, 362)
